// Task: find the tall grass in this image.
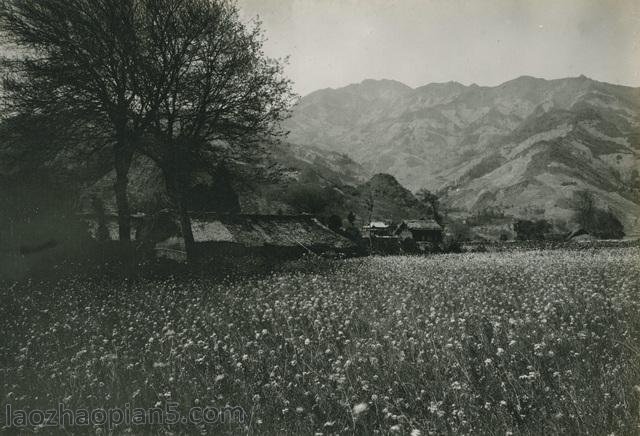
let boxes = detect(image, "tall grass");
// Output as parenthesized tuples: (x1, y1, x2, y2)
(2, 248, 639, 434)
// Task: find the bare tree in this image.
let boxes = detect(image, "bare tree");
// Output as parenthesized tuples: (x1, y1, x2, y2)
(136, 0, 295, 262)
(1, 0, 295, 264)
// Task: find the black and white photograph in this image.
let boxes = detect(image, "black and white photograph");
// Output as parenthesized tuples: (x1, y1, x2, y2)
(1, 0, 639, 434)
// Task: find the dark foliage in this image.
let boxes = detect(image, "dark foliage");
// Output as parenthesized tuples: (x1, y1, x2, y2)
(416, 188, 442, 223)
(347, 211, 356, 226)
(573, 191, 625, 239)
(283, 183, 342, 215)
(326, 214, 343, 232)
(514, 219, 553, 241)
(447, 219, 473, 242)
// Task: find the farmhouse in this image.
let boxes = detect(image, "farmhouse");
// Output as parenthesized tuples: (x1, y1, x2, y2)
(362, 221, 393, 238)
(154, 213, 357, 261)
(361, 221, 400, 254)
(395, 219, 443, 243)
(82, 212, 356, 261)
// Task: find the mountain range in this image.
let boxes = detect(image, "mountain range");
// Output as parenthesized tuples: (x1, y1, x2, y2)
(2, 75, 639, 236)
(285, 75, 640, 234)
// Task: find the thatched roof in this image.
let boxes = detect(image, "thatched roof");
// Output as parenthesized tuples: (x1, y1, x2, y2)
(80, 212, 356, 250)
(188, 214, 355, 249)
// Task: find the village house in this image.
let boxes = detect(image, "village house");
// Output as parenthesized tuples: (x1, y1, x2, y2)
(361, 221, 401, 254)
(361, 221, 393, 238)
(156, 213, 357, 261)
(80, 212, 357, 261)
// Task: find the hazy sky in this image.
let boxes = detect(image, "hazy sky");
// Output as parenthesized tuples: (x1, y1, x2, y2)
(237, 0, 640, 96)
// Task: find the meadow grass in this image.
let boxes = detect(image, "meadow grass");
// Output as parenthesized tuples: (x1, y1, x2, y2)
(2, 248, 640, 435)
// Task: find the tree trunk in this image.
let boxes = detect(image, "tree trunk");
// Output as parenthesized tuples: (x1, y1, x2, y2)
(177, 196, 196, 264)
(113, 143, 136, 277)
(114, 146, 133, 242)
(164, 168, 196, 264)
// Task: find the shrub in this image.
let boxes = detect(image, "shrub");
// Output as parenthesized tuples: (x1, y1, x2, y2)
(514, 219, 552, 241)
(573, 191, 625, 239)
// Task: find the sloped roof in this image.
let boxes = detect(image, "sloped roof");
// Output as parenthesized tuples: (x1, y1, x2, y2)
(401, 219, 442, 231)
(365, 221, 390, 229)
(189, 214, 355, 249)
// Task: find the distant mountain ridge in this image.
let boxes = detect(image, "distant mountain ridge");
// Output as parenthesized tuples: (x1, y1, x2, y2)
(286, 75, 640, 233)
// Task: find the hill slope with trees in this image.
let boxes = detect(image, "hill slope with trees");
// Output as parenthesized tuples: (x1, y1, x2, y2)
(286, 76, 640, 234)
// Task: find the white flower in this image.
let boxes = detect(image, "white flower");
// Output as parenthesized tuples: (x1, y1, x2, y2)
(352, 402, 368, 415)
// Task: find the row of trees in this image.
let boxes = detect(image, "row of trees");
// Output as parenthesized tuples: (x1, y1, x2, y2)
(413, 187, 624, 242)
(512, 191, 624, 241)
(0, 0, 295, 262)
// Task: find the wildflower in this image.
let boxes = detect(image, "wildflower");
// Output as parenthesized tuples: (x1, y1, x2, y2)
(352, 403, 368, 415)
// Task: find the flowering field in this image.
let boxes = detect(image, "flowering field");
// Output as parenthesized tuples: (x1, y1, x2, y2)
(2, 248, 640, 435)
